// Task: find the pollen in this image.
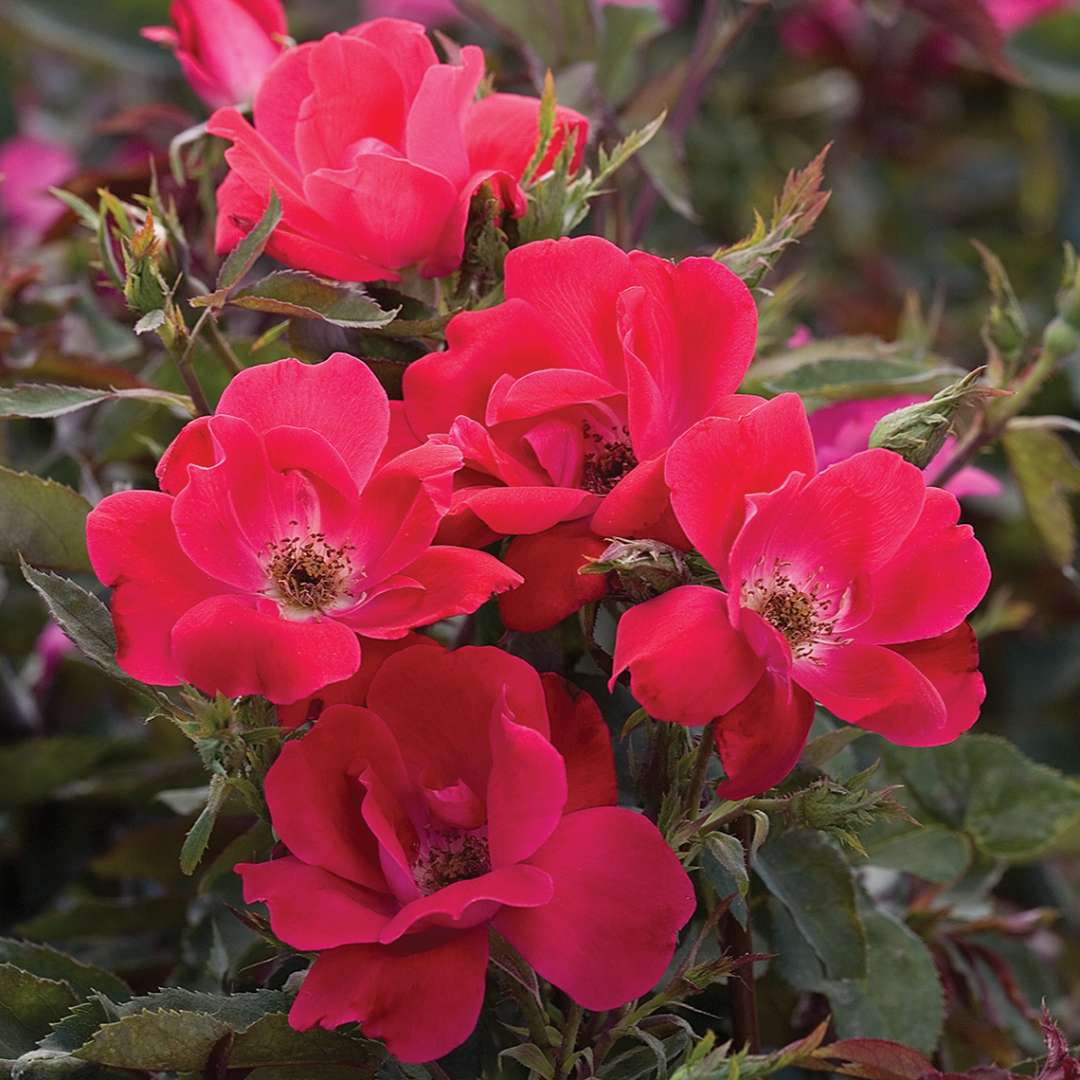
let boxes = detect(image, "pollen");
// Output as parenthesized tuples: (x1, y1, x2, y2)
(582, 421, 638, 495)
(411, 828, 491, 895)
(265, 526, 354, 613)
(741, 563, 840, 659)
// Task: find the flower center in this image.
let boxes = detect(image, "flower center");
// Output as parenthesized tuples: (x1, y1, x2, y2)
(264, 527, 354, 613)
(411, 828, 491, 896)
(582, 422, 638, 495)
(741, 563, 840, 659)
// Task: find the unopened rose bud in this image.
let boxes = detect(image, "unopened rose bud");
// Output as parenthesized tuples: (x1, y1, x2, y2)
(582, 537, 695, 602)
(869, 368, 1005, 469)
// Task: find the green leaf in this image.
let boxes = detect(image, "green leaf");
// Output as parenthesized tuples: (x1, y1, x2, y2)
(179, 773, 229, 876)
(0, 383, 193, 420)
(755, 828, 865, 980)
(748, 351, 964, 408)
(230, 1013, 385, 1069)
(0, 467, 91, 572)
(597, 4, 664, 103)
(216, 190, 282, 292)
(801, 727, 866, 769)
(1003, 426, 1080, 568)
(230, 271, 399, 328)
(0, 737, 114, 809)
(19, 562, 121, 680)
(16, 896, 187, 940)
(500, 1044, 556, 1079)
(0, 964, 78, 1055)
(863, 824, 973, 884)
(73, 1009, 231, 1071)
(769, 892, 944, 1053)
(883, 734, 1080, 862)
(700, 833, 749, 927)
(0, 939, 129, 1002)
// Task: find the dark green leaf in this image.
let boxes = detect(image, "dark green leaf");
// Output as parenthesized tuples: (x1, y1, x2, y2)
(73, 1009, 231, 1070)
(16, 896, 187, 940)
(0, 737, 114, 809)
(863, 824, 973, 884)
(19, 562, 121, 680)
(755, 828, 865, 980)
(216, 190, 282, 292)
(230, 271, 399, 329)
(0, 383, 192, 419)
(883, 734, 1080, 861)
(180, 773, 229, 877)
(1003, 426, 1080, 568)
(0, 940, 129, 1002)
(0, 964, 78, 1055)
(229, 1013, 384, 1069)
(0, 467, 91, 572)
(700, 833, 749, 927)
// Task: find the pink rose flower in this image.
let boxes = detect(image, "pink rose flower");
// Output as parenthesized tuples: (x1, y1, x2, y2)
(142, 0, 287, 109)
(0, 134, 75, 248)
(240, 644, 695, 1062)
(400, 235, 758, 631)
(612, 394, 991, 797)
(207, 18, 589, 282)
(86, 353, 519, 704)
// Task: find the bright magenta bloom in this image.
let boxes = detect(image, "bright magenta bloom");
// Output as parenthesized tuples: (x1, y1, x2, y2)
(142, 0, 287, 109)
(207, 18, 588, 283)
(809, 395, 1002, 499)
(401, 235, 758, 630)
(87, 354, 519, 704)
(612, 394, 991, 798)
(240, 645, 695, 1062)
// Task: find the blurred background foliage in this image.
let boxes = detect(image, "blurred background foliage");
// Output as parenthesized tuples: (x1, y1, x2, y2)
(4, 0, 1080, 1075)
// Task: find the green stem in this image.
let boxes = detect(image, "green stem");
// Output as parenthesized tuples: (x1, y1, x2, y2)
(555, 1001, 585, 1079)
(685, 718, 719, 821)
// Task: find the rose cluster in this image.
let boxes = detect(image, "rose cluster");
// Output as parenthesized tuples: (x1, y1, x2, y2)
(90, 9, 993, 1066)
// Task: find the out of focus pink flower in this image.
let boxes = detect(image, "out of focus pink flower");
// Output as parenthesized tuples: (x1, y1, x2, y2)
(809, 395, 1002, 499)
(31, 622, 75, 698)
(0, 134, 76, 248)
(362, 0, 684, 26)
(786, 324, 813, 349)
(142, 0, 287, 109)
(986, 0, 1074, 33)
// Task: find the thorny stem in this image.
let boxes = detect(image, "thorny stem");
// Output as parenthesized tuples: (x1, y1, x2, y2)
(556, 1001, 585, 1079)
(723, 814, 760, 1053)
(629, 0, 766, 244)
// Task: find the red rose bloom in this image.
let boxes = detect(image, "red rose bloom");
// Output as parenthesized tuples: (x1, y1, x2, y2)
(142, 0, 287, 109)
(612, 394, 991, 797)
(401, 234, 759, 630)
(207, 18, 588, 283)
(240, 645, 695, 1062)
(86, 353, 519, 704)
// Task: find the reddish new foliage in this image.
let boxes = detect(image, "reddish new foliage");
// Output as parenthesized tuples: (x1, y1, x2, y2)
(86, 353, 518, 704)
(206, 17, 588, 282)
(612, 394, 991, 796)
(142, 0, 288, 109)
(240, 645, 695, 1062)
(401, 234, 759, 630)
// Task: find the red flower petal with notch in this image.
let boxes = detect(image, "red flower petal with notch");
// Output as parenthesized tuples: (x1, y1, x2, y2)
(206, 18, 588, 282)
(611, 394, 991, 797)
(237, 644, 695, 1062)
(86, 353, 520, 704)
